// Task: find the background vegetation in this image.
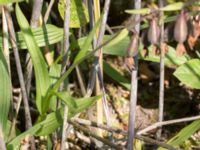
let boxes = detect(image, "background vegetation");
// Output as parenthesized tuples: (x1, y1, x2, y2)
(0, 0, 200, 149)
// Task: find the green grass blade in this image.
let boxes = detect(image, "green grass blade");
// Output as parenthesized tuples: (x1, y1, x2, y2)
(15, 4, 51, 114)
(103, 61, 131, 90)
(158, 120, 200, 150)
(54, 91, 77, 111)
(73, 17, 101, 63)
(0, 48, 12, 137)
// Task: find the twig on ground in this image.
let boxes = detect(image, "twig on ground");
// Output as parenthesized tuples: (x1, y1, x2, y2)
(5, 8, 36, 150)
(73, 118, 127, 135)
(69, 120, 124, 150)
(72, 118, 179, 150)
(138, 115, 200, 135)
(127, 0, 141, 150)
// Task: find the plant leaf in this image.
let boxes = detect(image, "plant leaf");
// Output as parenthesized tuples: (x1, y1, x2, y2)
(15, 4, 51, 114)
(160, 2, 184, 11)
(54, 91, 77, 111)
(8, 95, 100, 147)
(103, 61, 131, 90)
(58, 0, 89, 28)
(75, 95, 101, 113)
(51, 17, 101, 91)
(125, 8, 151, 15)
(0, 24, 64, 49)
(73, 17, 101, 64)
(174, 59, 200, 89)
(49, 64, 62, 111)
(0, 48, 12, 137)
(78, 35, 189, 66)
(0, 0, 24, 4)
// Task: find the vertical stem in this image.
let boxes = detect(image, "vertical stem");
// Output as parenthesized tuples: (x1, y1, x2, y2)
(157, 0, 165, 139)
(5, 8, 36, 150)
(60, 0, 70, 149)
(93, 0, 104, 137)
(2, 7, 10, 74)
(95, 0, 111, 128)
(127, 0, 141, 150)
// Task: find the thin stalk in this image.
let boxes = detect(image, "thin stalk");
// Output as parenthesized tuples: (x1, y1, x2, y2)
(0, 125, 6, 150)
(96, 0, 112, 135)
(87, 0, 103, 138)
(2, 7, 10, 74)
(8, 90, 22, 141)
(157, 0, 165, 139)
(5, 8, 36, 150)
(88, 0, 111, 135)
(86, 0, 96, 97)
(97, 64, 110, 129)
(61, 107, 69, 150)
(60, 0, 70, 149)
(44, 0, 55, 23)
(127, 0, 141, 150)
(75, 66, 87, 96)
(93, 0, 104, 138)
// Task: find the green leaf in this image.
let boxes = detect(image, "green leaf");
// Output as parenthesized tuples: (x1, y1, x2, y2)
(54, 91, 77, 111)
(75, 95, 101, 113)
(51, 17, 101, 91)
(158, 120, 200, 150)
(0, 24, 63, 49)
(17, 24, 64, 49)
(0, 48, 12, 137)
(49, 64, 62, 111)
(7, 109, 62, 149)
(125, 8, 151, 15)
(58, 0, 89, 28)
(15, 4, 51, 114)
(160, 2, 184, 11)
(73, 17, 101, 64)
(105, 28, 129, 48)
(0, 0, 23, 4)
(103, 61, 131, 90)
(78, 35, 189, 66)
(8, 95, 100, 147)
(140, 45, 190, 66)
(173, 59, 200, 89)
